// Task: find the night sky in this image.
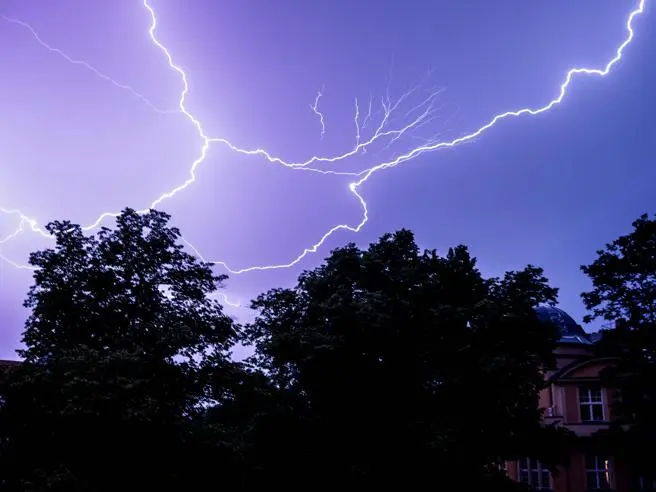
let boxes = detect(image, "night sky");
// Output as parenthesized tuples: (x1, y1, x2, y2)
(0, 0, 653, 359)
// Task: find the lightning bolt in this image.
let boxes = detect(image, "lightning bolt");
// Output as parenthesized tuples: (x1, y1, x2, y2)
(206, 0, 648, 274)
(0, 0, 648, 302)
(310, 86, 326, 138)
(0, 14, 177, 115)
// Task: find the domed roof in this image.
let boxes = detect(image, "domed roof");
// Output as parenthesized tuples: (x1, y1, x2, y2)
(534, 306, 591, 345)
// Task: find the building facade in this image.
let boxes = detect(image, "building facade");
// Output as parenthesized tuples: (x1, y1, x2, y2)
(506, 306, 649, 492)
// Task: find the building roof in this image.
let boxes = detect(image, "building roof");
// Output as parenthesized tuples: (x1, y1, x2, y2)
(534, 305, 592, 345)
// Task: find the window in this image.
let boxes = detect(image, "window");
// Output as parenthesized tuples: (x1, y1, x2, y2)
(579, 387, 605, 422)
(635, 474, 656, 491)
(518, 458, 552, 491)
(586, 455, 613, 490)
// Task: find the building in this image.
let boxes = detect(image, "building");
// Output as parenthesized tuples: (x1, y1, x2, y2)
(506, 306, 649, 492)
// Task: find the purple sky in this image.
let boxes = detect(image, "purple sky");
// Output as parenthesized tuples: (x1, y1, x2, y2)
(0, 0, 653, 359)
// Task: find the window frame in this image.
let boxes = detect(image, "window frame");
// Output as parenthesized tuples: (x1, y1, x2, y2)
(578, 386, 606, 422)
(585, 455, 613, 490)
(517, 457, 552, 491)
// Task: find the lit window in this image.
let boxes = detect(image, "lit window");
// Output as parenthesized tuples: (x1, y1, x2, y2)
(518, 458, 552, 491)
(586, 455, 613, 490)
(579, 387, 605, 422)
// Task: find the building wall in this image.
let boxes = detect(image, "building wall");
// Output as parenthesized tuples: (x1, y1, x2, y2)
(507, 343, 634, 492)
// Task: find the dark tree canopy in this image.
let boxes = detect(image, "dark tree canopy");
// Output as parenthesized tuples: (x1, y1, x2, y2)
(581, 213, 656, 327)
(581, 213, 656, 471)
(0, 219, 571, 490)
(0, 209, 239, 490)
(242, 229, 562, 487)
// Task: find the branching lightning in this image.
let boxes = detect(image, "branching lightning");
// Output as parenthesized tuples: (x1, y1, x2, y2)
(310, 86, 326, 138)
(0, 1, 648, 305)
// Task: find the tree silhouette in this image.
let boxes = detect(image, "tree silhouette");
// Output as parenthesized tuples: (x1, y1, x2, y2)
(241, 229, 562, 488)
(581, 213, 656, 477)
(0, 208, 240, 490)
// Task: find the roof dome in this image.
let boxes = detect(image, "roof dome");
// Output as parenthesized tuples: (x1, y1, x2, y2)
(534, 306, 591, 344)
